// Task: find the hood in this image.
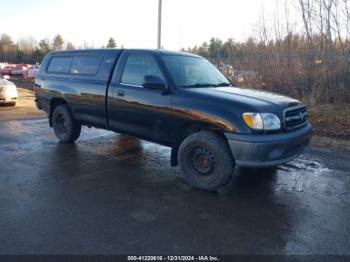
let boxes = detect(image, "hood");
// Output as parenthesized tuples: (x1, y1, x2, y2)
(0, 79, 13, 86)
(204, 87, 300, 109)
(0, 79, 7, 86)
(0, 79, 16, 92)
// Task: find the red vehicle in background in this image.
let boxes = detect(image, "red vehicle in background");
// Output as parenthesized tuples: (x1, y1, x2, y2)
(0, 65, 15, 75)
(11, 64, 29, 76)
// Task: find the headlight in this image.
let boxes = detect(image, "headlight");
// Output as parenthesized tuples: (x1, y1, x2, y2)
(243, 113, 263, 129)
(243, 112, 281, 130)
(260, 113, 281, 130)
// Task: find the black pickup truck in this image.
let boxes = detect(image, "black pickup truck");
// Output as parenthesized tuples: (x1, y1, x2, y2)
(35, 49, 312, 191)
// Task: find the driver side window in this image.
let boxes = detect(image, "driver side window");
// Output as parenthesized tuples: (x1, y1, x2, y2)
(121, 54, 164, 86)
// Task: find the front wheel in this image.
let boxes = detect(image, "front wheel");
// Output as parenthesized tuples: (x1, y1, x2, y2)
(178, 131, 235, 192)
(52, 104, 81, 143)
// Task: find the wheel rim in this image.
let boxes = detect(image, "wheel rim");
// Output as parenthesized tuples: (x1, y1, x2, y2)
(55, 113, 69, 134)
(190, 147, 216, 177)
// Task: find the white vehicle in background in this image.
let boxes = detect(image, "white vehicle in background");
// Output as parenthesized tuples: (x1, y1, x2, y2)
(0, 63, 8, 70)
(0, 75, 18, 106)
(26, 65, 39, 80)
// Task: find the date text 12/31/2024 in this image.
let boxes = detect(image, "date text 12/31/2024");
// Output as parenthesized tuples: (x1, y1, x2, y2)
(127, 256, 220, 261)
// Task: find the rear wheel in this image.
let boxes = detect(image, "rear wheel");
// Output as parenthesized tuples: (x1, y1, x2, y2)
(178, 131, 235, 192)
(52, 104, 81, 143)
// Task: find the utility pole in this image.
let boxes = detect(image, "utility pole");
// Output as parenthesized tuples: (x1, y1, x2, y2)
(157, 0, 162, 49)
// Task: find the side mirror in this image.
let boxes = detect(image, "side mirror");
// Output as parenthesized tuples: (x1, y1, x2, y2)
(3, 75, 10, 80)
(142, 75, 166, 90)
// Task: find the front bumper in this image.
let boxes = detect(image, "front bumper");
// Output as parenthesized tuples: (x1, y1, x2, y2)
(0, 94, 18, 104)
(225, 123, 312, 167)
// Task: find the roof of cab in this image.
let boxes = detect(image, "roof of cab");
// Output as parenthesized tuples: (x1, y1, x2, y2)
(49, 49, 201, 58)
(49, 49, 123, 56)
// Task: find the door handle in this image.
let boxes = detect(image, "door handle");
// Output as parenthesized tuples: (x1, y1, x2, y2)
(117, 90, 125, 97)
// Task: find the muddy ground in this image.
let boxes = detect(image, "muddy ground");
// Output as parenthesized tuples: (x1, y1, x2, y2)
(0, 86, 349, 255)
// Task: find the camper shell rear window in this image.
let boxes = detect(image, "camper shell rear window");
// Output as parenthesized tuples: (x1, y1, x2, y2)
(47, 55, 103, 75)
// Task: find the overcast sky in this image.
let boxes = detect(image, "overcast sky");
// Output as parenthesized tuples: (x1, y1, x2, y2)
(0, 0, 299, 50)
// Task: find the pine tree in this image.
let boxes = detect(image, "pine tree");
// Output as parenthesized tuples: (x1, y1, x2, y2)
(52, 34, 64, 50)
(106, 38, 117, 48)
(0, 34, 15, 61)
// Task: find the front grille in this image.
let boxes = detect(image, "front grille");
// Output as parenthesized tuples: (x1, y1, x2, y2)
(284, 105, 308, 130)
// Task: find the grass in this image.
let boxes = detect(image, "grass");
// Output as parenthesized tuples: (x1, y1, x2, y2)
(308, 104, 350, 140)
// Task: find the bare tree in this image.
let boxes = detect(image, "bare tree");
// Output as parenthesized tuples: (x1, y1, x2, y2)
(299, 0, 314, 44)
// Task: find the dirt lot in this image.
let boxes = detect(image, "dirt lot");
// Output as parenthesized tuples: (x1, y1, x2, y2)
(0, 82, 350, 256)
(0, 88, 45, 120)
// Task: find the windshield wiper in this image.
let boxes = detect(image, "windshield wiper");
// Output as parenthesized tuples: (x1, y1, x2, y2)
(182, 83, 218, 88)
(183, 82, 233, 88)
(215, 82, 232, 87)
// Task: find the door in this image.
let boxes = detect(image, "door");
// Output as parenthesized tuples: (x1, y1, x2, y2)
(107, 51, 172, 144)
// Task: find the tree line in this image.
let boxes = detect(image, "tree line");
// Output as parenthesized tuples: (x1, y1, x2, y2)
(185, 0, 350, 105)
(0, 34, 117, 64)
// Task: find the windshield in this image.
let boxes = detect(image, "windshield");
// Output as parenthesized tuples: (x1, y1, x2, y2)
(161, 55, 231, 88)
